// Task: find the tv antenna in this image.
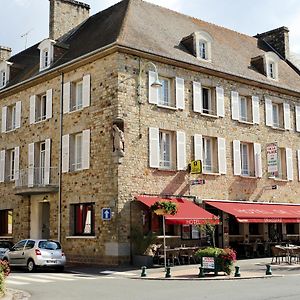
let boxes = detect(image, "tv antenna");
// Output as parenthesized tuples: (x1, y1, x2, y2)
(21, 29, 33, 49)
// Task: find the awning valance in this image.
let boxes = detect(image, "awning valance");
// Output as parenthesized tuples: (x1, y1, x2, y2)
(205, 200, 300, 223)
(136, 195, 219, 225)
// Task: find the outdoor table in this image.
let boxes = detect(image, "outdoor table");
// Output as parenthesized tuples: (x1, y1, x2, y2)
(275, 245, 300, 264)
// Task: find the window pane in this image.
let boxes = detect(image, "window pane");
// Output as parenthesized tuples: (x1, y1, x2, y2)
(75, 134, 82, 170)
(241, 144, 249, 175)
(203, 138, 212, 172)
(159, 79, 170, 106)
(73, 203, 94, 235)
(240, 97, 247, 121)
(199, 41, 206, 59)
(0, 210, 13, 235)
(202, 88, 211, 114)
(272, 104, 279, 127)
(159, 132, 171, 168)
(76, 81, 83, 109)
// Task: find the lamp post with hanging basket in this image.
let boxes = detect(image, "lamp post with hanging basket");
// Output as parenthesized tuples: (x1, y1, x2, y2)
(150, 201, 178, 270)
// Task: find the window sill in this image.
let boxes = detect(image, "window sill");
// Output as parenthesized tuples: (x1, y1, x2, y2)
(157, 104, 177, 111)
(269, 177, 289, 182)
(157, 168, 177, 172)
(200, 112, 218, 118)
(239, 175, 257, 179)
(0, 236, 13, 239)
(203, 171, 220, 176)
(270, 126, 285, 131)
(34, 118, 49, 125)
(68, 107, 84, 114)
(66, 236, 96, 239)
(238, 120, 253, 125)
(5, 128, 17, 133)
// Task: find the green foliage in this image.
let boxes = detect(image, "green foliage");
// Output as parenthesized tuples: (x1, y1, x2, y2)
(131, 227, 157, 255)
(0, 260, 10, 297)
(195, 247, 236, 275)
(150, 201, 178, 215)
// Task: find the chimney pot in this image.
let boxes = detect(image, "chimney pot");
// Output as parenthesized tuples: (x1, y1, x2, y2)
(0, 46, 12, 61)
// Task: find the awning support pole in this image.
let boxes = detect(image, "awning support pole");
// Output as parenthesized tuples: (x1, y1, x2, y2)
(163, 215, 167, 271)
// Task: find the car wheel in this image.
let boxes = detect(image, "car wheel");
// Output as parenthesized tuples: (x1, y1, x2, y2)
(27, 259, 36, 272)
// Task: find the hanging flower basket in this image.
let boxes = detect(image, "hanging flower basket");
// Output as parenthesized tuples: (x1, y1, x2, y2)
(150, 201, 178, 216)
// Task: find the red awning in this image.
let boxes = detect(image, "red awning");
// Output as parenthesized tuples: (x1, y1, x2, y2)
(136, 195, 219, 225)
(205, 200, 300, 223)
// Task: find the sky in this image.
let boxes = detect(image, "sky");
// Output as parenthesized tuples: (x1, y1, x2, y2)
(1, 0, 300, 56)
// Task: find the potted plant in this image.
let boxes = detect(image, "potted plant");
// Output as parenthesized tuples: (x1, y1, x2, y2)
(0, 260, 10, 298)
(150, 201, 178, 215)
(195, 247, 236, 275)
(131, 227, 157, 267)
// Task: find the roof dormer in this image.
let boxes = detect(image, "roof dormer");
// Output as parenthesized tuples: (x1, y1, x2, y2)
(38, 39, 56, 71)
(0, 61, 12, 89)
(181, 30, 213, 62)
(251, 52, 280, 80)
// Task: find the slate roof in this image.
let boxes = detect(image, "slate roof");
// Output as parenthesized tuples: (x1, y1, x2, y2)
(4, 0, 300, 93)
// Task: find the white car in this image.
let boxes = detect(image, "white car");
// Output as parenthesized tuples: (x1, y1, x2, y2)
(2, 239, 66, 272)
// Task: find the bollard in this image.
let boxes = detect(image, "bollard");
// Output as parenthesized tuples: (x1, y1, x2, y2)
(165, 266, 171, 278)
(141, 266, 147, 277)
(266, 264, 272, 275)
(234, 266, 241, 277)
(198, 266, 205, 278)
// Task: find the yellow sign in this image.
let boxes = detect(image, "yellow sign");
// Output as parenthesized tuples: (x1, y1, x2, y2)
(190, 160, 202, 174)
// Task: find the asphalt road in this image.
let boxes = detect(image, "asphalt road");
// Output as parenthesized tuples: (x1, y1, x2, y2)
(6, 269, 300, 300)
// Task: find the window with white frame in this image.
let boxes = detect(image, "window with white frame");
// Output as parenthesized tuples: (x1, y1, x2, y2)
(265, 98, 290, 130)
(62, 130, 90, 173)
(0, 70, 6, 88)
(233, 140, 262, 178)
(71, 203, 95, 236)
(202, 87, 215, 115)
(158, 77, 173, 107)
(0, 209, 13, 236)
(42, 49, 49, 69)
(36, 94, 47, 122)
(265, 52, 279, 80)
(7, 148, 15, 181)
(30, 90, 52, 124)
(276, 147, 287, 180)
(38, 39, 55, 71)
(202, 136, 218, 173)
(159, 131, 173, 169)
(63, 75, 91, 113)
(71, 80, 83, 111)
(199, 40, 208, 60)
(149, 128, 186, 171)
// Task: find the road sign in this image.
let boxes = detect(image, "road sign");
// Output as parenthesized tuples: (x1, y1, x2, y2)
(190, 179, 205, 185)
(102, 208, 111, 220)
(190, 160, 202, 174)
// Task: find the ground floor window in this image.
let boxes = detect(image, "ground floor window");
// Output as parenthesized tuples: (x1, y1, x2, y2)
(0, 209, 13, 236)
(286, 223, 299, 235)
(71, 203, 95, 236)
(181, 225, 201, 240)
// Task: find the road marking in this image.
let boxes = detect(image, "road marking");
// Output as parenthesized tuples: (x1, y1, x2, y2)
(31, 274, 75, 281)
(6, 279, 29, 285)
(11, 275, 51, 283)
(100, 270, 136, 276)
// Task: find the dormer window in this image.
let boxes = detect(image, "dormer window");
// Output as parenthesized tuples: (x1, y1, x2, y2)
(265, 52, 279, 80)
(0, 61, 12, 89)
(194, 31, 213, 62)
(199, 40, 207, 60)
(38, 39, 55, 71)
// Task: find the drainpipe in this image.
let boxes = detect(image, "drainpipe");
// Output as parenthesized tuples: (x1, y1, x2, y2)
(58, 72, 64, 243)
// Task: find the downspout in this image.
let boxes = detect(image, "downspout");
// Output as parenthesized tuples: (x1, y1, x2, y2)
(58, 72, 64, 243)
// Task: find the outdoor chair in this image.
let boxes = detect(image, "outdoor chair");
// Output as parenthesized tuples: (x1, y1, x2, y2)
(167, 249, 181, 266)
(271, 246, 286, 264)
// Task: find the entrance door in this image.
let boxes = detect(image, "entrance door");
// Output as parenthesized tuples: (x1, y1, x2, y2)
(269, 223, 283, 242)
(41, 202, 50, 239)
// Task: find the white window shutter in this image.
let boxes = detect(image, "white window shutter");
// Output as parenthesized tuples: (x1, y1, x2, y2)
(175, 77, 185, 110)
(218, 137, 226, 174)
(0, 150, 5, 183)
(297, 150, 300, 181)
(231, 91, 239, 120)
(216, 87, 225, 117)
(286, 148, 293, 181)
(296, 106, 300, 132)
(265, 98, 273, 126)
(29, 95, 36, 124)
(254, 143, 262, 178)
(148, 71, 159, 105)
(176, 131, 186, 170)
(1, 106, 7, 133)
(233, 140, 241, 175)
(252, 96, 260, 124)
(283, 103, 291, 130)
(192, 81, 202, 113)
(15, 101, 22, 129)
(82, 129, 90, 170)
(28, 143, 35, 187)
(46, 89, 53, 119)
(63, 82, 71, 114)
(194, 134, 203, 161)
(44, 139, 51, 184)
(62, 134, 70, 173)
(14, 146, 20, 180)
(82, 74, 91, 108)
(149, 127, 159, 168)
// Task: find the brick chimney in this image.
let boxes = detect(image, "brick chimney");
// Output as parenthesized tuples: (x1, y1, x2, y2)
(255, 27, 290, 59)
(49, 0, 90, 40)
(0, 46, 12, 61)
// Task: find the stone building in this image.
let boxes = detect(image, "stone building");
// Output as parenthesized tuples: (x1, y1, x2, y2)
(1, 0, 300, 265)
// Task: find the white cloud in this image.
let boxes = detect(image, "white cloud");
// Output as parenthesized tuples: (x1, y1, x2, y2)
(13, 0, 28, 6)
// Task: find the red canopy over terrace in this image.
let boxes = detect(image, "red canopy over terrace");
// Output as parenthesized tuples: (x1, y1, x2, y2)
(136, 195, 219, 225)
(205, 200, 300, 223)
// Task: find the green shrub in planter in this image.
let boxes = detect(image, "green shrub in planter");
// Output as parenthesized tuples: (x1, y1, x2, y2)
(195, 247, 236, 275)
(0, 260, 10, 297)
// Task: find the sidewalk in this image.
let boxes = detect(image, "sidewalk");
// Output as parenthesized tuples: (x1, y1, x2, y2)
(133, 258, 300, 280)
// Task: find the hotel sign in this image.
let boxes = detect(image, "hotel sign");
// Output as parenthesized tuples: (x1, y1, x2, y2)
(266, 142, 278, 175)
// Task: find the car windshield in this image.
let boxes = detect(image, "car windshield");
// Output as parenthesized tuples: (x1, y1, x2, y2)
(38, 241, 61, 250)
(0, 241, 12, 249)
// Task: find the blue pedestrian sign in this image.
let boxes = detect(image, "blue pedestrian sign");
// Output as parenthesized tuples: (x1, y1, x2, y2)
(102, 208, 111, 221)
